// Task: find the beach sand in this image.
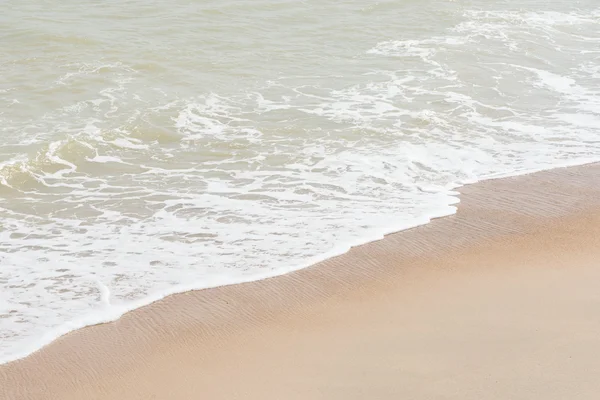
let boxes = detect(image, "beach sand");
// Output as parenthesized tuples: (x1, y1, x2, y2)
(2, 164, 600, 400)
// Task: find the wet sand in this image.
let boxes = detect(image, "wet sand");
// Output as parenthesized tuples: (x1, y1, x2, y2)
(2, 164, 600, 400)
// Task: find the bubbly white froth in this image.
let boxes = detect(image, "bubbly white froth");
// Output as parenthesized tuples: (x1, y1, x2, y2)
(1, 0, 599, 363)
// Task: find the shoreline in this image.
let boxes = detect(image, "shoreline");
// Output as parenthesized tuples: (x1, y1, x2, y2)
(2, 159, 598, 366)
(2, 163, 600, 399)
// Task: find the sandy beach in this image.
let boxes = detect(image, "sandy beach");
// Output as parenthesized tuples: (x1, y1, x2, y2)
(2, 163, 600, 400)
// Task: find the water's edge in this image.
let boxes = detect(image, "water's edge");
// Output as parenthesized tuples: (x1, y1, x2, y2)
(2, 158, 598, 366)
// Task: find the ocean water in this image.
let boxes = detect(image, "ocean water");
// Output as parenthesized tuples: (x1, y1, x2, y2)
(1, 0, 599, 363)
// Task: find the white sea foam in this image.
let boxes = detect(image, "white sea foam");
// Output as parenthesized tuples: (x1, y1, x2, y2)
(1, 1, 599, 364)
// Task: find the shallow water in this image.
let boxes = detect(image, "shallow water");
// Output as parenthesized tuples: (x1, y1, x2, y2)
(1, 0, 599, 363)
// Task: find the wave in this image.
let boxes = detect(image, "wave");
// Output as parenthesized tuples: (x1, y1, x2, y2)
(1, 4, 600, 364)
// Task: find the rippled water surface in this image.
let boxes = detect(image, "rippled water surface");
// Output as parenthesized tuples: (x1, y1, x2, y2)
(1, 0, 599, 362)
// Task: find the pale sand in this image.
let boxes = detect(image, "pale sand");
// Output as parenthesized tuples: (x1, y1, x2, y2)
(2, 164, 600, 400)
